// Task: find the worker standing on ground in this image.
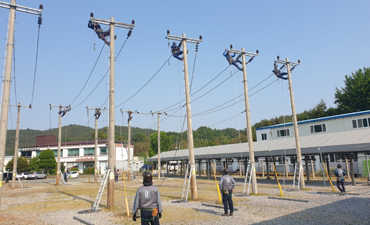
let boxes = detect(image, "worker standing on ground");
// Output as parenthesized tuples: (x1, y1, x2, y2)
(335, 164, 346, 195)
(219, 168, 236, 216)
(132, 172, 163, 224)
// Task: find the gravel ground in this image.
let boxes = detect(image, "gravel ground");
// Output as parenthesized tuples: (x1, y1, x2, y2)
(1, 177, 369, 225)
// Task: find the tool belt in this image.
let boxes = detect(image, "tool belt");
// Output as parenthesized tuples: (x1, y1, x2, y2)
(140, 208, 158, 221)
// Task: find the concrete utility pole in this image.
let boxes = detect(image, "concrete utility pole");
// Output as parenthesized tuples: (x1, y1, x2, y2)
(275, 56, 304, 189)
(229, 45, 259, 194)
(50, 104, 70, 186)
(86, 107, 106, 183)
(10, 103, 31, 188)
(0, 0, 42, 207)
(120, 109, 139, 181)
(166, 31, 202, 200)
(90, 13, 134, 208)
(150, 111, 167, 180)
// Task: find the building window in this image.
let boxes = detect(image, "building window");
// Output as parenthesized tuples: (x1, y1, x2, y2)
(277, 129, 290, 137)
(53, 150, 58, 157)
(310, 124, 327, 133)
(261, 133, 267, 140)
(84, 148, 95, 156)
(36, 151, 42, 157)
(352, 118, 369, 129)
(68, 149, 79, 156)
(100, 147, 108, 155)
(21, 151, 32, 158)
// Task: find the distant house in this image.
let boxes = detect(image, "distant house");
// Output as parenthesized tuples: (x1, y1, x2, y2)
(18, 134, 143, 173)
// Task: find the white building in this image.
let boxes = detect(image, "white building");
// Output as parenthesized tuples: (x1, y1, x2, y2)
(256, 110, 370, 142)
(18, 134, 143, 173)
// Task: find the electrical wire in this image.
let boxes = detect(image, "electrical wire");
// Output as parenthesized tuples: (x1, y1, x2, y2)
(72, 33, 131, 109)
(157, 65, 231, 112)
(30, 25, 41, 106)
(116, 55, 172, 108)
(69, 44, 105, 106)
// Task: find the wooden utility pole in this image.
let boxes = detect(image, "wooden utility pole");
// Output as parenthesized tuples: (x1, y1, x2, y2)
(87, 107, 106, 183)
(120, 109, 139, 181)
(275, 57, 304, 189)
(0, 0, 42, 207)
(229, 45, 259, 194)
(166, 31, 202, 200)
(150, 111, 167, 180)
(90, 13, 134, 208)
(50, 104, 70, 186)
(10, 103, 31, 188)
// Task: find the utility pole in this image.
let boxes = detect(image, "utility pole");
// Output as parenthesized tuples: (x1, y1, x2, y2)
(86, 107, 106, 183)
(50, 104, 70, 186)
(90, 13, 134, 208)
(0, 1, 42, 206)
(10, 103, 31, 188)
(150, 111, 167, 180)
(275, 56, 304, 189)
(229, 45, 259, 194)
(166, 31, 202, 200)
(120, 109, 139, 181)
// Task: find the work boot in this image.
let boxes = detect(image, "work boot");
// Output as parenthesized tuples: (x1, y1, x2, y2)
(229, 212, 233, 216)
(222, 213, 228, 216)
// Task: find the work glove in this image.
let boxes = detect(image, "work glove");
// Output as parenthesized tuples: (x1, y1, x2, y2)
(133, 213, 137, 221)
(158, 213, 162, 219)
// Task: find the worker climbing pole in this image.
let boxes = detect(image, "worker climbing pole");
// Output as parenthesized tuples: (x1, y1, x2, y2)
(166, 30, 202, 200)
(89, 12, 135, 209)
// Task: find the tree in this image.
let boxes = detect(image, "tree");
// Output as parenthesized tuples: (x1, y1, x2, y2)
(5, 156, 29, 173)
(29, 157, 40, 171)
(335, 67, 370, 113)
(39, 149, 57, 175)
(60, 163, 65, 172)
(149, 131, 173, 156)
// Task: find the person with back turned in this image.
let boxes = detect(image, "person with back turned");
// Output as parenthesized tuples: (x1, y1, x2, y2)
(132, 172, 163, 224)
(335, 164, 346, 195)
(219, 168, 236, 216)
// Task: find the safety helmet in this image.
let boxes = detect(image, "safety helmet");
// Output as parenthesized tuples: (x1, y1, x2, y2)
(337, 164, 342, 168)
(143, 172, 152, 182)
(223, 168, 229, 175)
(173, 42, 177, 45)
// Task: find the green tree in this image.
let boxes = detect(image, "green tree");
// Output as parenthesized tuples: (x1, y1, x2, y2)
(132, 133, 147, 143)
(39, 149, 57, 175)
(149, 131, 173, 156)
(60, 163, 65, 172)
(335, 67, 370, 113)
(29, 157, 40, 171)
(5, 156, 29, 173)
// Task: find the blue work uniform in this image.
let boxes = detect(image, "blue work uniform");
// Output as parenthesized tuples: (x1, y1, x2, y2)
(223, 50, 242, 71)
(335, 167, 346, 194)
(171, 42, 183, 61)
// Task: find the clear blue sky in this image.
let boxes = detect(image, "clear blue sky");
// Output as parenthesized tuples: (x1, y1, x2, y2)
(0, 0, 369, 135)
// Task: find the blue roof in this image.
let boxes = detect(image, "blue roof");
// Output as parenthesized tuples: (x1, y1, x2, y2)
(256, 110, 370, 130)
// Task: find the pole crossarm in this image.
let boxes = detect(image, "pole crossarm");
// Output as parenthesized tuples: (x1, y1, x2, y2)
(229, 47, 259, 58)
(9, 103, 31, 109)
(49, 104, 71, 112)
(90, 16, 135, 30)
(275, 56, 301, 66)
(165, 30, 202, 44)
(86, 107, 106, 119)
(0, 1, 43, 15)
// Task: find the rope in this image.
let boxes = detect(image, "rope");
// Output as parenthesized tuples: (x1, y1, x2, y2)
(30, 25, 41, 106)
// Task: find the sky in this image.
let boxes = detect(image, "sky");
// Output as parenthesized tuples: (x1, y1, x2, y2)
(0, 0, 369, 136)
